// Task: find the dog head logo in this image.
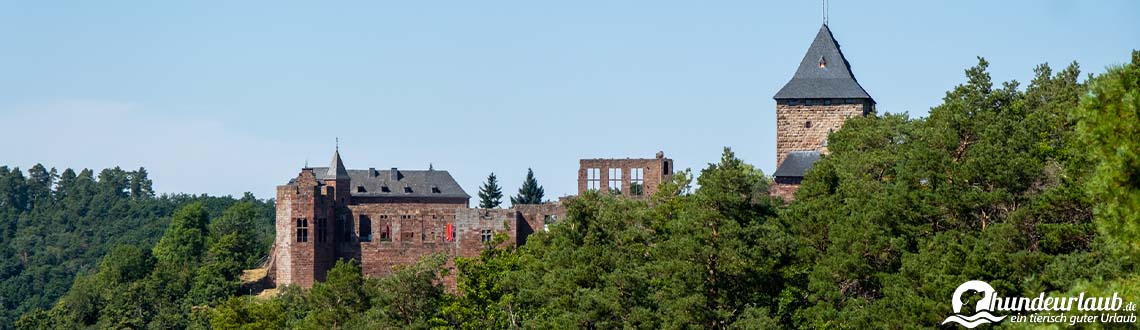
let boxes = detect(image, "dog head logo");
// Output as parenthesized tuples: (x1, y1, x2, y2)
(942, 280, 1007, 328)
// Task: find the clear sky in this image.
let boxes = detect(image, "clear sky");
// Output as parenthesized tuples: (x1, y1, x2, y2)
(1, 1, 1137, 202)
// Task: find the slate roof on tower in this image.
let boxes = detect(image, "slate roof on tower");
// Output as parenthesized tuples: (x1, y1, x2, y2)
(773, 151, 821, 178)
(322, 150, 351, 180)
(773, 24, 874, 102)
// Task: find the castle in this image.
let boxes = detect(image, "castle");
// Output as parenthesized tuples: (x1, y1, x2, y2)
(269, 150, 673, 288)
(268, 23, 871, 288)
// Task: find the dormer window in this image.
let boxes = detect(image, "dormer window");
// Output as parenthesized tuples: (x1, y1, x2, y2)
(381, 186, 390, 193)
(819, 56, 827, 68)
(431, 185, 441, 194)
(404, 185, 412, 193)
(357, 186, 366, 193)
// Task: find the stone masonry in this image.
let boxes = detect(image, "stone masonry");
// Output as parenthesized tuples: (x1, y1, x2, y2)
(775, 100, 870, 166)
(578, 152, 673, 198)
(269, 150, 567, 290)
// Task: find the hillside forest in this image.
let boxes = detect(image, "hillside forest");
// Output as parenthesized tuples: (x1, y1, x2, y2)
(3, 51, 1139, 329)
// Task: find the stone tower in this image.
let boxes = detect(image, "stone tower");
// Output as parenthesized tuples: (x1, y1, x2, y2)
(271, 150, 345, 287)
(770, 24, 874, 199)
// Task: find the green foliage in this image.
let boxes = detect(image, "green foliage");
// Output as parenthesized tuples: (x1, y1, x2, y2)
(153, 202, 210, 266)
(361, 254, 447, 328)
(441, 246, 525, 329)
(510, 168, 545, 205)
(295, 259, 369, 329)
(9, 189, 275, 330)
(211, 297, 287, 330)
(15, 52, 1140, 330)
(0, 164, 272, 329)
(1076, 50, 1140, 252)
(479, 172, 505, 209)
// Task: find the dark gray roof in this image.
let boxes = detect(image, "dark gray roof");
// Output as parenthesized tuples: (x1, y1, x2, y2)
(311, 167, 470, 199)
(773, 151, 821, 178)
(773, 24, 874, 102)
(322, 150, 350, 180)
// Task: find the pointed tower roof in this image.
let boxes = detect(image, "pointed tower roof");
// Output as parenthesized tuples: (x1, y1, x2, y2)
(323, 150, 350, 180)
(773, 24, 873, 102)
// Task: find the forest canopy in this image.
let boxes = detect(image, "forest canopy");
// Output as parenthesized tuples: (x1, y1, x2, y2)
(8, 50, 1140, 329)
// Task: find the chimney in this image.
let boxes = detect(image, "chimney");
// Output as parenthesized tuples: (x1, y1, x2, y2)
(390, 168, 399, 180)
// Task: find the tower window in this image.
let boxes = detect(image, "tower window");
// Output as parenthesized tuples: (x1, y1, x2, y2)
(608, 168, 622, 194)
(481, 229, 493, 243)
(380, 225, 391, 241)
(819, 56, 827, 68)
(296, 218, 309, 243)
(586, 168, 601, 190)
(805, 121, 813, 128)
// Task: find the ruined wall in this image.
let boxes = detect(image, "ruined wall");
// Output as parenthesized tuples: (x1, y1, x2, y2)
(775, 101, 869, 166)
(513, 203, 566, 244)
(578, 155, 673, 198)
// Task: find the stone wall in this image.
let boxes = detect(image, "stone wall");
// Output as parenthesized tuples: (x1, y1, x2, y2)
(513, 203, 566, 244)
(578, 155, 673, 198)
(273, 168, 335, 288)
(769, 177, 804, 202)
(775, 101, 868, 166)
(339, 201, 468, 281)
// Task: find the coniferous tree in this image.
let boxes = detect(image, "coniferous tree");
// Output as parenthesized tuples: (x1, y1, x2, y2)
(510, 168, 544, 205)
(129, 167, 153, 199)
(478, 172, 504, 209)
(1076, 50, 1140, 251)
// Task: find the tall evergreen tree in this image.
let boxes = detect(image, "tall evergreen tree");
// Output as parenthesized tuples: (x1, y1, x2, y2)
(510, 168, 544, 205)
(129, 167, 154, 199)
(1076, 50, 1140, 251)
(478, 172, 504, 209)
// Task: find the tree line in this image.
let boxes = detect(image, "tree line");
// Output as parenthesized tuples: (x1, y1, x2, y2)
(11, 50, 1140, 329)
(0, 165, 275, 329)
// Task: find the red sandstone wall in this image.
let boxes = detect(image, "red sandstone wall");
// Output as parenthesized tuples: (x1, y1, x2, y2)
(578, 157, 673, 198)
(513, 203, 566, 244)
(769, 183, 800, 202)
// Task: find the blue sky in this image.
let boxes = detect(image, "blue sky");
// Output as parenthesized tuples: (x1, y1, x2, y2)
(1, 1, 1137, 202)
